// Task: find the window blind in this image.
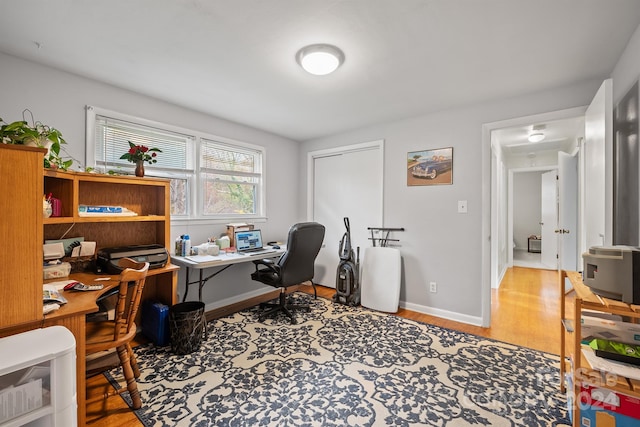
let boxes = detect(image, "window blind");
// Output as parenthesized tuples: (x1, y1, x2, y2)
(94, 115, 193, 170)
(200, 139, 262, 176)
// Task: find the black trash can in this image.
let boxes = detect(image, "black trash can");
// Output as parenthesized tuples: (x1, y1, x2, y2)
(169, 301, 207, 355)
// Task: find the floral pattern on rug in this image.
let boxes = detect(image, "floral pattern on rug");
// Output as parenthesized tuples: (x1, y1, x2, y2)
(444, 344, 568, 426)
(318, 313, 439, 367)
(107, 294, 571, 426)
(191, 359, 375, 426)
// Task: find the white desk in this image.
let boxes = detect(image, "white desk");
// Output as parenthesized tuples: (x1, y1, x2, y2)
(171, 246, 286, 302)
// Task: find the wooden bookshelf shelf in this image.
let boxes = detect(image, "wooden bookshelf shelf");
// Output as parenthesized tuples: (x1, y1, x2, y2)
(560, 270, 640, 425)
(43, 170, 171, 248)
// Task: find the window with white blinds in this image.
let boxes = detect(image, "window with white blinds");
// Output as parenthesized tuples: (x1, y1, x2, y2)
(86, 106, 265, 221)
(94, 115, 192, 171)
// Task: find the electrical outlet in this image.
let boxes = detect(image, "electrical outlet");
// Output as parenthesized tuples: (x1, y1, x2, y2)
(429, 282, 437, 293)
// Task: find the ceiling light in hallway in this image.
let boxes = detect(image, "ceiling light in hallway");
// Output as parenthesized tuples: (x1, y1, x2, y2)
(528, 132, 545, 143)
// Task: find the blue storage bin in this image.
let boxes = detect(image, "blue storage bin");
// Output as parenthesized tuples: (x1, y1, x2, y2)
(141, 300, 170, 346)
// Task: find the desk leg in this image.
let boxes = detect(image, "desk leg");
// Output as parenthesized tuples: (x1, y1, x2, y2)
(182, 264, 234, 303)
(182, 268, 205, 302)
(183, 267, 191, 302)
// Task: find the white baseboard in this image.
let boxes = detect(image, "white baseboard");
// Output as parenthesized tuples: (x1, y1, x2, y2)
(399, 301, 484, 327)
(494, 264, 508, 289)
(196, 288, 485, 328)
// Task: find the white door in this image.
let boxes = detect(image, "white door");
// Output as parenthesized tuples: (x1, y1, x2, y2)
(583, 79, 613, 251)
(311, 142, 383, 288)
(541, 170, 558, 269)
(558, 151, 579, 270)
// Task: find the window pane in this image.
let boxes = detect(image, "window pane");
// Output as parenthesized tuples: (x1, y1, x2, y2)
(201, 139, 259, 174)
(170, 178, 189, 216)
(202, 173, 257, 215)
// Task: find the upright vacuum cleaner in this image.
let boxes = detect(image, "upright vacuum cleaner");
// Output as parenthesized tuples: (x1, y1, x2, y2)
(333, 217, 361, 306)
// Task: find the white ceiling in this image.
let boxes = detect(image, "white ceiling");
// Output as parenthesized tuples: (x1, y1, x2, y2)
(1, 1, 640, 141)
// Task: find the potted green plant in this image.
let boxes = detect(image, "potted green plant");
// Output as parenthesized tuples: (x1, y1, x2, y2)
(0, 109, 73, 170)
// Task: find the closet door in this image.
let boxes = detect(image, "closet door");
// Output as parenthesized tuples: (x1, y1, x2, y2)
(310, 142, 383, 288)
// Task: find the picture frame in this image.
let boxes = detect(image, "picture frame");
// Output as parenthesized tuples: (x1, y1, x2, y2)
(407, 147, 453, 186)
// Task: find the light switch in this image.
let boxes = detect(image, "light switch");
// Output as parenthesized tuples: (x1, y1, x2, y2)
(458, 200, 468, 213)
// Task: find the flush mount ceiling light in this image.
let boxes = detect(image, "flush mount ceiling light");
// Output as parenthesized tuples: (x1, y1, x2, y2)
(296, 44, 345, 76)
(528, 132, 545, 143)
(528, 124, 546, 143)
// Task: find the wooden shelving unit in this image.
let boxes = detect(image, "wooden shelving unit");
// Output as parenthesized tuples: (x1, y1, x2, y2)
(1, 158, 178, 426)
(560, 270, 640, 426)
(43, 168, 178, 305)
(43, 169, 171, 248)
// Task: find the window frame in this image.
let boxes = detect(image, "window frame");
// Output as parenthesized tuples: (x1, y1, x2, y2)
(85, 105, 267, 224)
(198, 138, 264, 218)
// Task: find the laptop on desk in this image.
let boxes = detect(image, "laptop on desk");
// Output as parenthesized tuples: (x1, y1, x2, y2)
(234, 229, 275, 255)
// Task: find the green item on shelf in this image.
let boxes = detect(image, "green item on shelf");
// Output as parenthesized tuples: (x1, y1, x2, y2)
(589, 338, 640, 365)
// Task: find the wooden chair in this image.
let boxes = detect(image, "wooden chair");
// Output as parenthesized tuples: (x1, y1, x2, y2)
(85, 258, 149, 410)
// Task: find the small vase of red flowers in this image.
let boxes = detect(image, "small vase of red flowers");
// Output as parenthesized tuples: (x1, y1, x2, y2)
(120, 141, 161, 177)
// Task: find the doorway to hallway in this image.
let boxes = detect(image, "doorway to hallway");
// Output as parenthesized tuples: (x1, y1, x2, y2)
(482, 106, 586, 327)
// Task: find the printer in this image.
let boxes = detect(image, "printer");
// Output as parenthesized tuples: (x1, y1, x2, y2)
(582, 246, 640, 304)
(97, 244, 169, 274)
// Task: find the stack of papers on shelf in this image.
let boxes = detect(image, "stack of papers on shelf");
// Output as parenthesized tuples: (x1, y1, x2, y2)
(43, 284, 68, 305)
(78, 205, 138, 217)
(582, 346, 640, 381)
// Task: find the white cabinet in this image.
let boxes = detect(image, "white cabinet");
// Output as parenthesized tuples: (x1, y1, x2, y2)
(0, 326, 76, 427)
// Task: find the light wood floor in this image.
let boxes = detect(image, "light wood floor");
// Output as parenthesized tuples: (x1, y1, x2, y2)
(86, 266, 560, 426)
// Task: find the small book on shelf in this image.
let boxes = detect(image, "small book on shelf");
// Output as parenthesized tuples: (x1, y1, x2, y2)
(79, 205, 123, 213)
(78, 205, 137, 217)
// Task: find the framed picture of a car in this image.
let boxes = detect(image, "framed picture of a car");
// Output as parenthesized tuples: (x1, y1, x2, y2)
(407, 147, 453, 186)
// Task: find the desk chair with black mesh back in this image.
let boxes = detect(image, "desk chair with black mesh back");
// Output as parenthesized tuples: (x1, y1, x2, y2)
(251, 222, 325, 324)
(85, 258, 149, 410)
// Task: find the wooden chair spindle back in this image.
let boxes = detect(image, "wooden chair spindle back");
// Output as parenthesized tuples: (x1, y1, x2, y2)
(112, 258, 149, 341)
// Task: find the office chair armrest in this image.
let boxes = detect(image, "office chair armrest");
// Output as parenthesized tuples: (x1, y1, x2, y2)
(253, 258, 275, 265)
(252, 258, 280, 274)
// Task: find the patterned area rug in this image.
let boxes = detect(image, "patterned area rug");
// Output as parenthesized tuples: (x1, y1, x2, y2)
(108, 294, 571, 426)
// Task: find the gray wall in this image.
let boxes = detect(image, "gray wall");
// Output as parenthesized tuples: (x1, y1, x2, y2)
(297, 19, 640, 324)
(0, 51, 301, 309)
(299, 80, 603, 324)
(612, 23, 640, 104)
(611, 24, 640, 246)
